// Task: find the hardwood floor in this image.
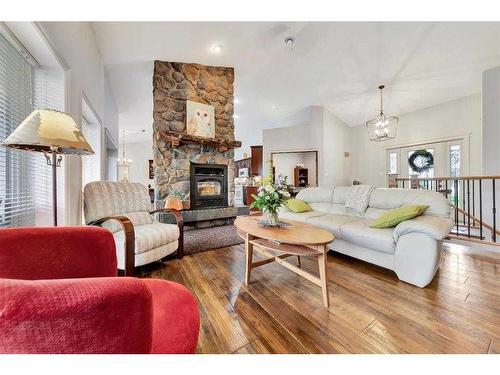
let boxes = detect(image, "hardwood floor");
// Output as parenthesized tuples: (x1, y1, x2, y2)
(142, 243, 500, 354)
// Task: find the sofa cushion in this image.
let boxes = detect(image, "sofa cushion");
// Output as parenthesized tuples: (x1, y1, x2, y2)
(329, 203, 349, 216)
(339, 219, 395, 254)
(285, 199, 312, 213)
(113, 223, 179, 255)
(307, 214, 361, 237)
(370, 205, 428, 229)
(296, 187, 334, 203)
(309, 202, 333, 213)
(278, 209, 327, 223)
(363, 207, 389, 219)
(332, 186, 351, 204)
(368, 188, 450, 218)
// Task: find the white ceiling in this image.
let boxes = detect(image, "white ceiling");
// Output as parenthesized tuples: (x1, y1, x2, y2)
(92, 22, 500, 146)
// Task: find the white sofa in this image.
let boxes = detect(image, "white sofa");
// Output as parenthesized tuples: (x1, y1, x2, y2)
(279, 187, 454, 287)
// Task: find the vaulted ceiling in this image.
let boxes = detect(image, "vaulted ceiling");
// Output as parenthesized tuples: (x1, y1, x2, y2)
(92, 22, 500, 147)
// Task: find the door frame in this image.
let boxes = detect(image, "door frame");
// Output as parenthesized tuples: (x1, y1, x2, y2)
(386, 133, 471, 178)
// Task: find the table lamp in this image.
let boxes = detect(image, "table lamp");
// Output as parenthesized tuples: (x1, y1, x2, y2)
(2, 109, 94, 226)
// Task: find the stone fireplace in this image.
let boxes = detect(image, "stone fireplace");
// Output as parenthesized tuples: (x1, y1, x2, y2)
(152, 61, 240, 211)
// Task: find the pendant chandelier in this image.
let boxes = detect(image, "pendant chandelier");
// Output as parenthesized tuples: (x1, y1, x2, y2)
(366, 85, 398, 141)
(117, 129, 133, 166)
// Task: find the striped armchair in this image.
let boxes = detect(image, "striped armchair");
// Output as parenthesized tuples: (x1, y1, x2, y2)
(84, 181, 183, 276)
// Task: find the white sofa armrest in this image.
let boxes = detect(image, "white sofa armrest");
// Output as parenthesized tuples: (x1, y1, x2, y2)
(393, 215, 454, 242)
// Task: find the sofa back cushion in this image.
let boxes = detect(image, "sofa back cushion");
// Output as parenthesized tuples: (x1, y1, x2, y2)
(332, 186, 351, 204)
(296, 187, 334, 204)
(296, 187, 335, 213)
(293, 186, 450, 219)
(368, 188, 450, 218)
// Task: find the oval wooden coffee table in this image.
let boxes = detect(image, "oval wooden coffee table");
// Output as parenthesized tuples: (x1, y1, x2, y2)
(234, 215, 334, 307)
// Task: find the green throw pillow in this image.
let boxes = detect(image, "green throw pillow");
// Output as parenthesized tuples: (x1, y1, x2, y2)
(285, 199, 312, 213)
(370, 205, 429, 229)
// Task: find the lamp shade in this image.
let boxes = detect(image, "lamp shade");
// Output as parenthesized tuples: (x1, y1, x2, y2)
(2, 109, 94, 155)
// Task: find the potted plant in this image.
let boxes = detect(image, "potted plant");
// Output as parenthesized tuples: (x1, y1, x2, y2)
(164, 188, 184, 211)
(250, 175, 290, 227)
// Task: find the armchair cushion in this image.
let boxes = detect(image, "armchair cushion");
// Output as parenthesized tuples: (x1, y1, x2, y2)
(101, 211, 153, 233)
(113, 223, 179, 255)
(393, 215, 454, 242)
(84, 181, 152, 224)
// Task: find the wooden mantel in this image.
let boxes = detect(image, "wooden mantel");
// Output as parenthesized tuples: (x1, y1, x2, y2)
(156, 131, 242, 152)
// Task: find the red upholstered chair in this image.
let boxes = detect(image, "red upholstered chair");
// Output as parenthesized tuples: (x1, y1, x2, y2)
(0, 226, 200, 354)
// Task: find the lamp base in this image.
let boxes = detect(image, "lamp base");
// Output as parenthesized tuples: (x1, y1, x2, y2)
(43, 148, 62, 226)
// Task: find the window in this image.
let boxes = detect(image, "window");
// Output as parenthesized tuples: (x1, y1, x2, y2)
(449, 144, 461, 177)
(0, 31, 65, 227)
(81, 114, 101, 185)
(81, 95, 102, 187)
(389, 152, 398, 174)
(0, 32, 36, 227)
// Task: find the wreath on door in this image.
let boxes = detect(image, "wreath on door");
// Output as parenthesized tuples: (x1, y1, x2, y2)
(408, 149, 434, 173)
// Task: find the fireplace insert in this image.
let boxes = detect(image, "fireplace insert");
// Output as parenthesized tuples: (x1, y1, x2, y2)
(190, 163, 228, 209)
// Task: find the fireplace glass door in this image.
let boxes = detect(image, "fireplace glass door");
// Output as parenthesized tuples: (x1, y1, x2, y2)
(197, 180, 222, 197)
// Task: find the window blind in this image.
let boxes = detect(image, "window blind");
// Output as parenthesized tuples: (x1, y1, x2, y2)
(0, 31, 65, 227)
(0, 32, 36, 227)
(33, 66, 66, 225)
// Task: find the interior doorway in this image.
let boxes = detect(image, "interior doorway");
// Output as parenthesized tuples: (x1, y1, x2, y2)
(270, 150, 319, 188)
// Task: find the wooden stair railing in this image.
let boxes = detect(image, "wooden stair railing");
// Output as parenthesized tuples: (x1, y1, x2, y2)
(393, 175, 499, 246)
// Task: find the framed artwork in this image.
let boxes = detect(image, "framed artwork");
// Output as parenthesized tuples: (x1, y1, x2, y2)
(148, 159, 154, 179)
(186, 100, 215, 138)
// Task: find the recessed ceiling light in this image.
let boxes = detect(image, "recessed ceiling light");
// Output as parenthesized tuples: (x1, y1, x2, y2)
(211, 44, 223, 54)
(272, 105, 277, 110)
(234, 98, 240, 104)
(285, 36, 295, 51)
(233, 114, 239, 119)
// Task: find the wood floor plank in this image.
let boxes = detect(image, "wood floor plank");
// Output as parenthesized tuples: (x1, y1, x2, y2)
(180, 255, 252, 353)
(298, 256, 494, 352)
(488, 341, 500, 354)
(246, 280, 350, 353)
(233, 339, 271, 354)
(232, 291, 309, 353)
(144, 239, 499, 354)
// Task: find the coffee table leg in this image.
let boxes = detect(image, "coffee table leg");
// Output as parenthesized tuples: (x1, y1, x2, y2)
(318, 249, 329, 307)
(297, 256, 301, 268)
(245, 233, 254, 285)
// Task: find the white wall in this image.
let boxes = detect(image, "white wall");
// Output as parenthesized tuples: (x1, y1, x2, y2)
(263, 106, 352, 187)
(482, 67, 500, 175)
(350, 94, 482, 187)
(235, 106, 314, 160)
(39, 22, 119, 225)
(322, 108, 351, 186)
(121, 140, 154, 188)
(263, 106, 323, 180)
(481, 66, 500, 230)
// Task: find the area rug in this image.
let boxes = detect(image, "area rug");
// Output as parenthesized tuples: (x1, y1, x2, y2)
(184, 224, 244, 255)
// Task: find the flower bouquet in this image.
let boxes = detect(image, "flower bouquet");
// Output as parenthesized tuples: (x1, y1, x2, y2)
(250, 175, 290, 227)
